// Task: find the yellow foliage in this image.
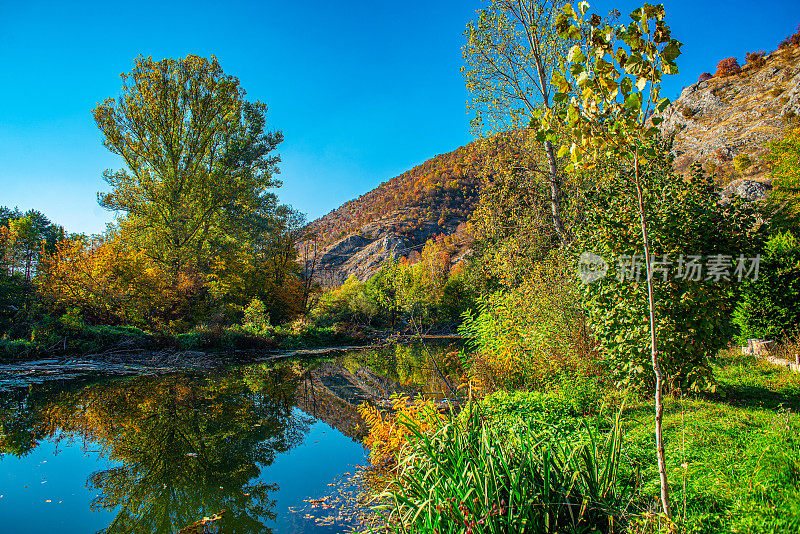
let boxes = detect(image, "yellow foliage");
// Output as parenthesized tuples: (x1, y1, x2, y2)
(358, 395, 444, 466)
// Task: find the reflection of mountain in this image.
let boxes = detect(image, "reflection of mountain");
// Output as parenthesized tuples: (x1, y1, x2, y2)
(0, 353, 439, 534)
(294, 362, 398, 440)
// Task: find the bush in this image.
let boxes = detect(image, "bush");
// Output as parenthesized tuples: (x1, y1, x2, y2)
(459, 250, 597, 391)
(0, 339, 40, 361)
(733, 153, 753, 173)
(715, 57, 741, 77)
(175, 332, 202, 350)
(745, 50, 766, 68)
(779, 24, 800, 49)
(579, 149, 760, 392)
(698, 72, 713, 82)
(358, 395, 443, 466)
(474, 390, 583, 444)
(242, 298, 270, 331)
(734, 231, 800, 342)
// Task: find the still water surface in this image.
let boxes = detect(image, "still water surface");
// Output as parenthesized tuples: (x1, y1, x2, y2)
(0, 352, 428, 534)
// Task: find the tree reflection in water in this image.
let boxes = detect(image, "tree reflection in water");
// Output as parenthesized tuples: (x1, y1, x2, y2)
(0, 363, 315, 534)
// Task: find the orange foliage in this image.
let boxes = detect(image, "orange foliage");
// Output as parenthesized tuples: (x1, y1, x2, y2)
(358, 395, 444, 466)
(306, 141, 498, 248)
(38, 232, 206, 330)
(715, 57, 741, 77)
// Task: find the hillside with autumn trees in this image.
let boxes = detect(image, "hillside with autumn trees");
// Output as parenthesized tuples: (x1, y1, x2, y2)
(304, 142, 485, 284)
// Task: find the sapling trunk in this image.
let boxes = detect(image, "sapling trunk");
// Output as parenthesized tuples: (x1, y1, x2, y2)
(544, 139, 568, 245)
(633, 150, 672, 519)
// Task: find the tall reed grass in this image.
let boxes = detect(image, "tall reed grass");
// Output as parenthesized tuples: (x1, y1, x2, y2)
(376, 406, 636, 533)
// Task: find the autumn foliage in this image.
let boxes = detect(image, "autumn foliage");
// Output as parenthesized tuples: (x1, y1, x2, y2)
(745, 50, 766, 68)
(358, 395, 444, 466)
(715, 57, 741, 77)
(779, 24, 800, 49)
(698, 72, 712, 82)
(306, 142, 488, 248)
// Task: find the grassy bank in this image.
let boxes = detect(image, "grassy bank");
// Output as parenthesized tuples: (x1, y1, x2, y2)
(364, 348, 800, 533)
(622, 349, 800, 533)
(0, 321, 364, 363)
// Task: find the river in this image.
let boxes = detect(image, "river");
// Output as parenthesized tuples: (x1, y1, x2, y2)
(0, 343, 461, 534)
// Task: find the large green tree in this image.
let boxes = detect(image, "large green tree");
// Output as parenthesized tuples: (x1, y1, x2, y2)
(93, 55, 284, 281)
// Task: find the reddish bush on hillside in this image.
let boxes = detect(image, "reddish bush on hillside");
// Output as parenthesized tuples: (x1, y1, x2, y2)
(715, 57, 741, 77)
(779, 24, 800, 49)
(698, 72, 712, 82)
(745, 51, 766, 67)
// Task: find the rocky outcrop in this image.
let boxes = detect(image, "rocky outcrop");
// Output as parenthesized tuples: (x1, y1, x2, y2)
(312, 210, 469, 286)
(721, 179, 773, 202)
(660, 47, 800, 185)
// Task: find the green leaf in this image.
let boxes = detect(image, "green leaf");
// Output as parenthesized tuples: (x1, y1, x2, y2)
(553, 92, 569, 103)
(557, 144, 570, 158)
(662, 61, 679, 75)
(570, 62, 586, 76)
(662, 40, 682, 62)
(655, 97, 670, 113)
(624, 92, 642, 110)
(567, 45, 586, 64)
(553, 72, 572, 93)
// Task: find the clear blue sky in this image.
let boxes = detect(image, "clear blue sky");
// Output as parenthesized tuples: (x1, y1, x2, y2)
(1, 0, 798, 234)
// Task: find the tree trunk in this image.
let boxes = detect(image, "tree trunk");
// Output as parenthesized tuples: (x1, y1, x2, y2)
(634, 150, 671, 519)
(544, 139, 568, 244)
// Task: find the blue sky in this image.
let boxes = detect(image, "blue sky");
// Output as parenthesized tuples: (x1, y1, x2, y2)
(1, 0, 798, 234)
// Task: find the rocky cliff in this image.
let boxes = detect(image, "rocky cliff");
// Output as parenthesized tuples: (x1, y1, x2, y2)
(306, 143, 485, 285)
(661, 46, 800, 200)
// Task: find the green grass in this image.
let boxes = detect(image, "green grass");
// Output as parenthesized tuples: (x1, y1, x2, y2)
(378, 349, 800, 533)
(622, 349, 800, 533)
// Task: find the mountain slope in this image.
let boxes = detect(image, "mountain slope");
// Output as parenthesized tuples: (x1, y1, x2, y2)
(306, 142, 489, 285)
(309, 44, 800, 286)
(660, 45, 800, 197)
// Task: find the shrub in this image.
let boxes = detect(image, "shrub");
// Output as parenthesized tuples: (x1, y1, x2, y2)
(766, 127, 800, 227)
(474, 390, 585, 444)
(745, 50, 766, 68)
(734, 231, 800, 342)
(459, 249, 598, 391)
(0, 339, 40, 361)
(715, 57, 741, 77)
(779, 24, 800, 49)
(242, 298, 270, 331)
(715, 147, 732, 162)
(733, 153, 753, 173)
(579, 149, 760, 392)
(698, 72, 713, 82)
(175, 332, 202, 350)
(358, 395, 443, 466)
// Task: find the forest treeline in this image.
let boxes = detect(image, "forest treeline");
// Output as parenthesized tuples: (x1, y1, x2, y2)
(0, 56, 330, 355)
